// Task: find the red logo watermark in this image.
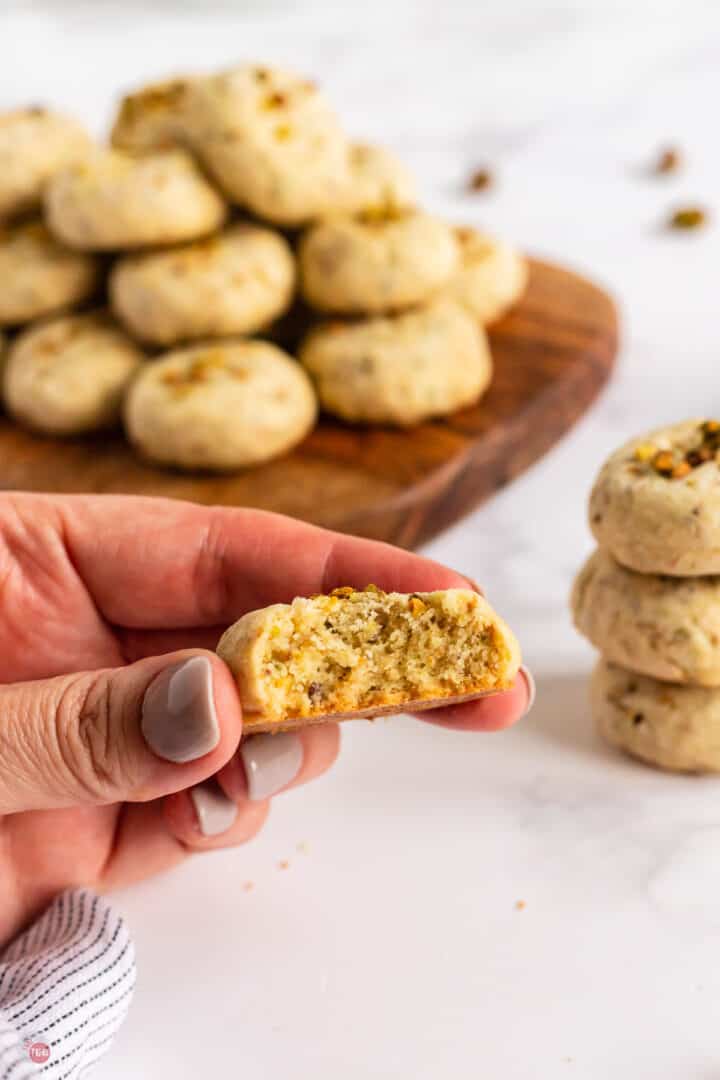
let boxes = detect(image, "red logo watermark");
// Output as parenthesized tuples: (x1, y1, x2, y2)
(23, 1037, 51, 1063)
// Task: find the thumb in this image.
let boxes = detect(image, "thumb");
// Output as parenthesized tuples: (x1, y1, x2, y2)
(0, 650, 243, 814)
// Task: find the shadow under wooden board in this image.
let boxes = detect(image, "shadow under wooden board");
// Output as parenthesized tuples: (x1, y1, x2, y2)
(0, 258, 618, 550)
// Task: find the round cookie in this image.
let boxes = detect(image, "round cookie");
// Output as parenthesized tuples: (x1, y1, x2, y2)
(572, 549, 720, 686)
(592, 659, 720, 773)
(0, 107, 91, 220)
(445, 227, 528, 324)
(110, 77, 195, 152)
(110, 223, 295, 346)
(124, 340, 317, 470)
(299, 210, 458, 314)
(342, 142, 417, 213)
(590, 419, 720, 576)
(45, 148, 226, 251)
(4, 311, 144, 435)
(186, 64, 349, 226)
(299, 300, 492, 427)
(0, 219, 99, 326)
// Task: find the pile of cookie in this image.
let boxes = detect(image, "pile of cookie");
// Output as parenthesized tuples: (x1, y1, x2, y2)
(572, 419, 720, 773)
(0, 64, 528, 472)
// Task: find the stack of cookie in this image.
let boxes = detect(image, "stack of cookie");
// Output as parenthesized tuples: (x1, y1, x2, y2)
(571, 419, 720, 773)
(0, 63, 528, 471)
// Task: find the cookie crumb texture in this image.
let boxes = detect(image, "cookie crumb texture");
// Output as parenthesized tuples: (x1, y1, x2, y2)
(217, 586, 520, 732)
(592, 660, 720, 773)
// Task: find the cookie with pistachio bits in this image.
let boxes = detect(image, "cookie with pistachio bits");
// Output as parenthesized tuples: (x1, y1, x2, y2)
(572, 549, 720, 686)
(589, 420, 720, 575)
(341, 142, 417, 214)
(217, 585, 521, 734)
(110, 223, 296, 346)
(0, 219, 99, 327)
(298, 209, 458, 314)
(45, 148, 226, 251)
(0, 107, 92, 220)
(592, 659, 720, 773)
(186, 64, 349, 226)
(124, 340, 317, 471)
(110, 76, 196, 153)
(299, 300, 491, 427)
(4, 311, 144, 436)
(444, 227, 528, 325)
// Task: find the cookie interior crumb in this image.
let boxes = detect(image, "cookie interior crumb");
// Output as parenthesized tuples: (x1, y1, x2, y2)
(220, 586, 518, 725)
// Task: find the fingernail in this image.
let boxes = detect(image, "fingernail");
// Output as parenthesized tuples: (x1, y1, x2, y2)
(519, 666, 536, 717)
(142, 656, 219, 763)
(240, 733, 303, 801)
(190, 780, 237, 837)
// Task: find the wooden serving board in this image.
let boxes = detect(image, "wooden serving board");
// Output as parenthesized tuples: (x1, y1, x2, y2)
(0, 258, 618, 550)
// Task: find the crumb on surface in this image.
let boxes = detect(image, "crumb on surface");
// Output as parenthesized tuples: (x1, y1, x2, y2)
(242, 880, 254, 891)
(668, 205, 707, 230)
(278, 859, 290, 870)
(515, 900, 526, 911)
(653, 146, 681, 174)
(468, 167, 493, 191)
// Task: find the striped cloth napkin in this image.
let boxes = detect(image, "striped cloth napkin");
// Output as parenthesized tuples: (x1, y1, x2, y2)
(0, 891, 135, 1078)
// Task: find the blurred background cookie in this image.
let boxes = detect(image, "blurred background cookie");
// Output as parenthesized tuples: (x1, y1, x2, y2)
(298, 209, 458, 314)
(4, 310, 144, 435)
(45, 148, 226, 251)
(124, 340, 317, 470)
(342, 142, 417, 214)
(445, 228, 528, 324)
(0, 107, 91, 220)
(300, 300, 491, 426)
(110, 76, 196, 153)
(110, 223, 295, 345)
(0, 219, 99, 326)
(186, 64, 349, 226)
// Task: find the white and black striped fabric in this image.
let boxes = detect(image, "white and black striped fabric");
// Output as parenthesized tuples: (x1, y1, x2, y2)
(0, 890, 135, 1078)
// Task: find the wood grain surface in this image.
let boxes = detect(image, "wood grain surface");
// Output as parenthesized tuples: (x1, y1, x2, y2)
(0, 258, 618, 550)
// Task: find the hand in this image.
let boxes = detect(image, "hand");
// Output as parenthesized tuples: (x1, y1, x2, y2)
(0, 494, 532, 945)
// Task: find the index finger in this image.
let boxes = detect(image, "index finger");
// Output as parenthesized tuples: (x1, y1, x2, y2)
(49, 494, 474, 629)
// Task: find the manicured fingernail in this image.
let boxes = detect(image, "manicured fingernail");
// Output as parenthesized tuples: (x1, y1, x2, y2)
(519, 666, 536, 717)
(240, 733, 303, 801)
(190, 780, 237, 836)
(142, 656, 219, 763)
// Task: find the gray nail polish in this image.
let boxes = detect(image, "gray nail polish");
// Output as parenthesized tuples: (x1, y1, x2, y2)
(142, 656, 219, 763)
(520, 665, 536, 717)
(240, 732, 303, 801)
(190, 781, 237, 837)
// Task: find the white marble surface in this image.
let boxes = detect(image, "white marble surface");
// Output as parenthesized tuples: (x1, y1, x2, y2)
(4, 3, 720, 1077)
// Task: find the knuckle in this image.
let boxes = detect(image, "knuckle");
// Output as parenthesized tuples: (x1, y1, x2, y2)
(192, 511, 232, 624)
(54, 673, 136, 801)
